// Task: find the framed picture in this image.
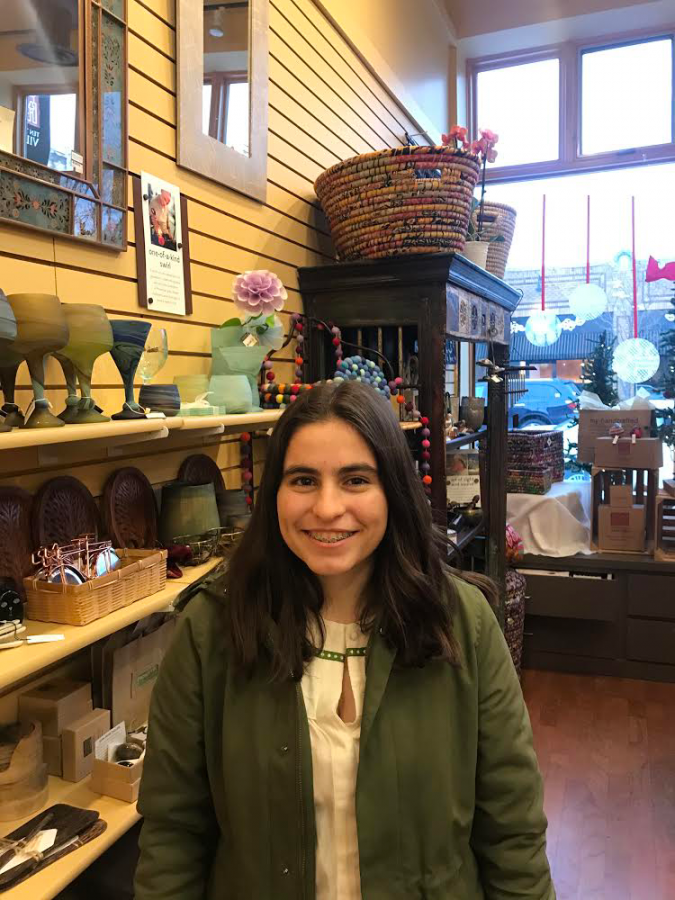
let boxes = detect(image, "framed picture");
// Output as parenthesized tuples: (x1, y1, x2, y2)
(133, 172, 193, 316)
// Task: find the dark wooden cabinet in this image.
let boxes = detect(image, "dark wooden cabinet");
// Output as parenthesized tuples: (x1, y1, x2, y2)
(519, 552, 675, 682)
(298, 253, 520, 613)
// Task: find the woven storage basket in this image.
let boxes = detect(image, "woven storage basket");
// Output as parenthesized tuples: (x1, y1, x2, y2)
(471, 202, 517, 279)
(504, 568, 527, 677)
(314, 146, 481, 261)
(24, 548, 167, 626)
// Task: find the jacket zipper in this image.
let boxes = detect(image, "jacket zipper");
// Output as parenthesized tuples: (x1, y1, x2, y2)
(296, 683, 306, 900)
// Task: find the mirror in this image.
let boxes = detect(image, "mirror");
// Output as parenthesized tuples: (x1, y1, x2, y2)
(0, 0, 82, 173)
(202, 1, 250, 157)
(178, 0, 268, 202)
(0, 0, 128, 250)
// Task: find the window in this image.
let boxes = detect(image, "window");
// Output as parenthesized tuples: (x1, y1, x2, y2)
(201, 73, 249, 155)
(581, 38, 673, 156)
(476, 59, 560, 167)
(469, 32, 675, 179)
(16, 88, 78, 172)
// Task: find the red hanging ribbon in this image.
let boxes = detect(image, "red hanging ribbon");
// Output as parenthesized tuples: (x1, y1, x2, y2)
(541, 194, 546, 311)
(632, 196, 638, 339)
(586, 195, 591, 284)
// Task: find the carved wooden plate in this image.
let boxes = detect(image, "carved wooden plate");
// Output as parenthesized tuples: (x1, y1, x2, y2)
(0, 487, 34, 599)
(178, 454, 226, 497)
(101, 467, 158, 549)
(31, 477, 100, 549)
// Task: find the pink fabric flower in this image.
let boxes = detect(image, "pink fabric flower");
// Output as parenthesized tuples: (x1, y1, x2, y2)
(232, 270, 288, 317)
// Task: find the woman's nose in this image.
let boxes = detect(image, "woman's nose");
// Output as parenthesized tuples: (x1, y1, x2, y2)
(312, 483, 346, 520)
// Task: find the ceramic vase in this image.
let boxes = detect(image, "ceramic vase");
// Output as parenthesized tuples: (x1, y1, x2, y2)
(174, 374, 209, 403)
(460, 396, 485, 432)
(109, 320, 151, 420)
(210, 327, 266, 411)
(462, 241, 489, 269)
(159, 481, 220, 545)
(0, 291, 21, 430)
(139, 384, 181, 417)
(54, 304, 114, 424)
(5, 293, 69, 429)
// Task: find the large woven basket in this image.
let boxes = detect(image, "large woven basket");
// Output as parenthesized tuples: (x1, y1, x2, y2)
(471, 201, 517, 279)
(24, 548, 168, 626)
(314, 146, 481, 261)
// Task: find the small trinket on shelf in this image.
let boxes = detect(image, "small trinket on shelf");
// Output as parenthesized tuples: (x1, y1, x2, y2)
(609, 422, 625, 445)
(631, 425, 643, 444)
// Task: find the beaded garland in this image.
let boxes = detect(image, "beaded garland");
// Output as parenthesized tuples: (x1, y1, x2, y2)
(240, 431, 254, 507)
(260, 313, 432, 496)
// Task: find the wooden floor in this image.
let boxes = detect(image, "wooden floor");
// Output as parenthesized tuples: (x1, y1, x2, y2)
(522, 669, 675, 900)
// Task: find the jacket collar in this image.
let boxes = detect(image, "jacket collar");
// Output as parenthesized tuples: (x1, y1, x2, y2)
(361, 627, 396, 748)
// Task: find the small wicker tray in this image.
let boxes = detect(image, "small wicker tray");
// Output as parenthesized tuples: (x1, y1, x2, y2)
(24, 549, 168, 626)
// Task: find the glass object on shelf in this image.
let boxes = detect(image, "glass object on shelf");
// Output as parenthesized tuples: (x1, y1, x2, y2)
(5, 293, 69, 429)
(0, 0, 81, 172)
(476, 59, 559, 168)
(110, 320, 151, 420)
(138, 326, 168, 384)
(202, 0, 250, 156)
(581, 38, 673, 156)
(0, 290, 20, 431)
(54, 304, 114, 424)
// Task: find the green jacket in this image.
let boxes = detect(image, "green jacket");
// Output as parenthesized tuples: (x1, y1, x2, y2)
(135, 579, 555, 900)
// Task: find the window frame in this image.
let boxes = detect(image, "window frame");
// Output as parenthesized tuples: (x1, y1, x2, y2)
(202, 70, 248, 146)
(467, 26, 675, 184)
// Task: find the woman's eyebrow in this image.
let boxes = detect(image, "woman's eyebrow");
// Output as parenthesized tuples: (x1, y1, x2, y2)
(282, 463, 377, 477)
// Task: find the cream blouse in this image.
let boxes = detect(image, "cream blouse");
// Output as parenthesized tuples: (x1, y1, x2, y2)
(301, 619, 368, 900)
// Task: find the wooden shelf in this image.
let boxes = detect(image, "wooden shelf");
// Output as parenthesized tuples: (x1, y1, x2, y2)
(0, 411, 283, 461)
(0, 557, 224, 694)
(0, 774, 141, 900)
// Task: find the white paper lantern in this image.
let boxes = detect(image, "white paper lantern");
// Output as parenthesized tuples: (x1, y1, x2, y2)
(525, 311, 562, 347)
(612, 338, 660, 384)
(568, 283, 607, 321)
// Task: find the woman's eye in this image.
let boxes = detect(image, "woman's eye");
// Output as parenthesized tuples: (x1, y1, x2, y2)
(346, 476, 369, 487)
(290, 476, 315, 487)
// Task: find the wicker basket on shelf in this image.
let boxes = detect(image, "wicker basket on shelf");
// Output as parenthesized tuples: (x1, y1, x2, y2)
(24, 548, 168, 626)
(504, 568, 527, 677)
(471, 201, 517, 279)
(314, 146, 481, 261)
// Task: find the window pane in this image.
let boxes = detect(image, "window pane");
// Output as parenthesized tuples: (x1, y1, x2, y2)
(582, 39, 673, 155)
(225, 81, 249, 156)
(23, 93, 77, 171)
(202, 83, 213, 136)
(476, 59, 559, 167)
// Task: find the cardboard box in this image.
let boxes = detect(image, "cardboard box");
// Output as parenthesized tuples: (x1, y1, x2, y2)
(61, 708, 111, 783)
(111, 620, 175, 731)
(90, 756, 144, 803)
(609, 485, 634, 508)
(42, 735, 63, 777)
(598, 504, 646, 552)
(594, 436, 663, 470)
(578, 409, 652, 464)
(18, 681, 92, 737)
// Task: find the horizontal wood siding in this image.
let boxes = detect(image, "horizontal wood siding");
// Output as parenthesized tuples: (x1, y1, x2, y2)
(0, 0, 418, 501)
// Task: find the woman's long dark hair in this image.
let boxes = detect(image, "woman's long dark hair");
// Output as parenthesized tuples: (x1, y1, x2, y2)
(224, 380, 495, 679)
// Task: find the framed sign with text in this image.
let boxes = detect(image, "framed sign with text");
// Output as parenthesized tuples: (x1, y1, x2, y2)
(133, 172, 193, 316)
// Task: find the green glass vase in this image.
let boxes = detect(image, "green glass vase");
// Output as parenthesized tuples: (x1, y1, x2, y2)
(6, 293, 69, 429)
(55, 304, 114, 424)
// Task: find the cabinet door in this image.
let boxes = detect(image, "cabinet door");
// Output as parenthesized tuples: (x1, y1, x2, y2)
(627, 619, 675, 665)
(627, 575, 675, 620)
(524, 573, 622, 622)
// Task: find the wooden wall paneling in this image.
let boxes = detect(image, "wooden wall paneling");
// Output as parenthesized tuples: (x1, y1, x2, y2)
(291, 0, 418, 139)
(269, 57, 373, 157)
(128, 0, 176, 57)
(270, 4, 398, 149)
(269, 82, 358, 163)
(279, 0, 411, 142)
(269, 108, 343, 173)
(135, 0, 175, 29)
(128, 33, 176, 91)
(129, 106, 177, 159)
(0, 225, 56, 265)
(129, 69, 175, 125)
(0, 255, 58, 293)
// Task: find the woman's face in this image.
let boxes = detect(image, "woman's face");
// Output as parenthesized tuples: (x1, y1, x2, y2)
(277, 419, 388, 580)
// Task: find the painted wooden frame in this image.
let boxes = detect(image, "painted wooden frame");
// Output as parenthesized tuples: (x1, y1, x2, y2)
(0, 0, 129, 251)
(176, 0, 269, 202)
(467, 26, 675, 184)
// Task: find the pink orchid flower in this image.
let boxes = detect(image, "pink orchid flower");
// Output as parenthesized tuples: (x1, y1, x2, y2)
(487, 148, 498, 163)
(480, 128, 499, 145)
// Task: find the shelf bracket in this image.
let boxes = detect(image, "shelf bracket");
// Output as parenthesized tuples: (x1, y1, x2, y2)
(36, 427, 170, 466)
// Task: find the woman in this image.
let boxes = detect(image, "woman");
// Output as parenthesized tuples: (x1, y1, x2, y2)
(135, 381, 555, 900)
